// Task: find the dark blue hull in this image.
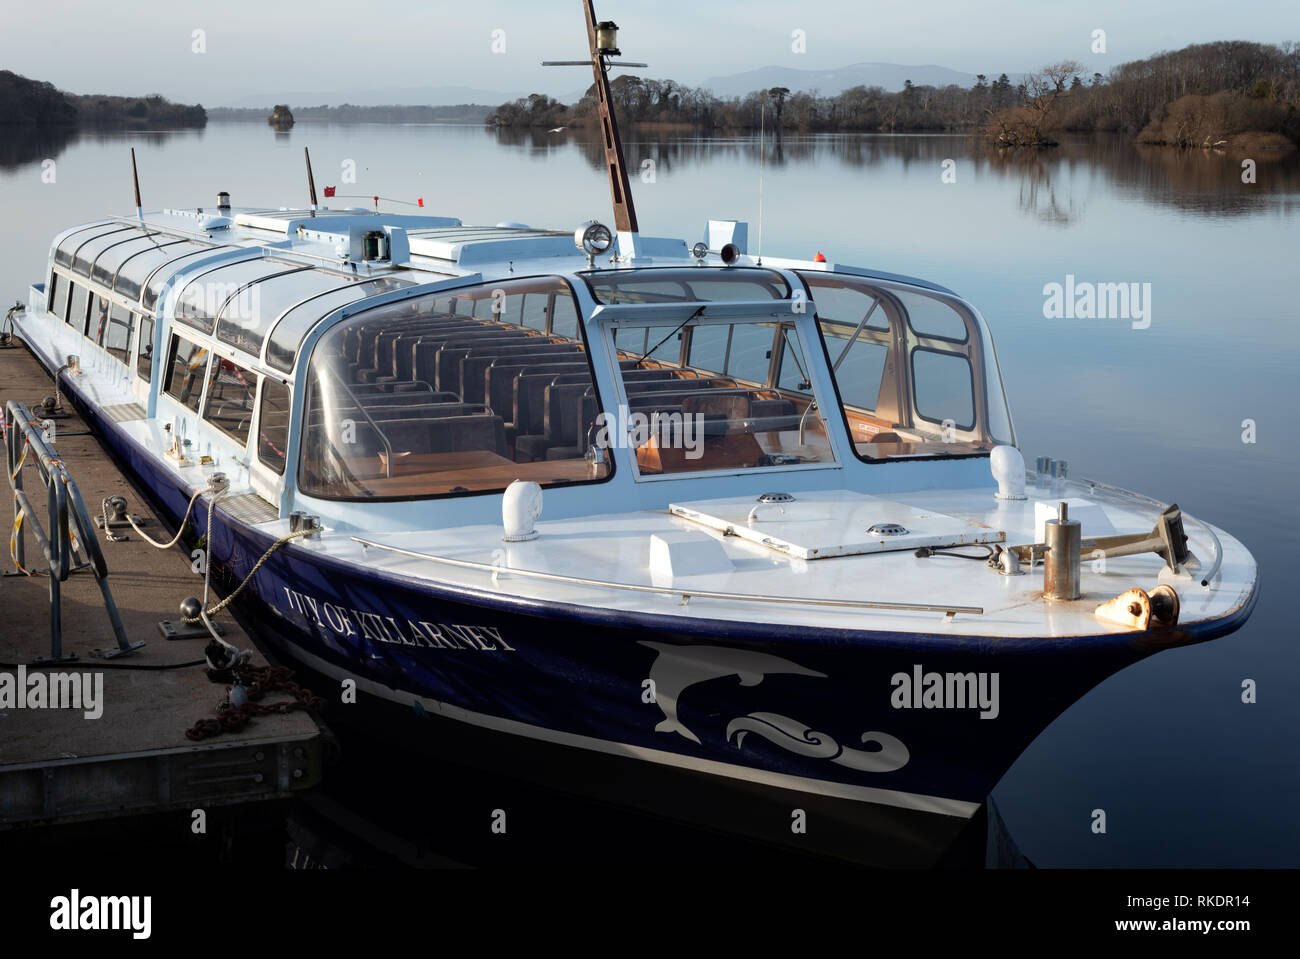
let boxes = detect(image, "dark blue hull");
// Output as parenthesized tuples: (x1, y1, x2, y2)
(54, 362, 1251, 828)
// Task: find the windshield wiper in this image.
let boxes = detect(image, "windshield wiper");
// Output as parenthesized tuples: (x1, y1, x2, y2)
(632, 304, 706, 366)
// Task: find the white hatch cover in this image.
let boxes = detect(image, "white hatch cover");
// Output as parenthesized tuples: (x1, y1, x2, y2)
(668, 490, 1004, 560)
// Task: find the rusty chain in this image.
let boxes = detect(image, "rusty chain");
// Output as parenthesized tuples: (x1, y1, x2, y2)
(185, 664, 325, 741)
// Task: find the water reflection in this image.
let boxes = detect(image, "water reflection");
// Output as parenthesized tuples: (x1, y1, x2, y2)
(0, 124, 77, 170)
(499, 127, 1300, 223)
(0, 124, 206, 171)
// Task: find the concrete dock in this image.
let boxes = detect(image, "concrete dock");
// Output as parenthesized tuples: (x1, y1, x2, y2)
(0, 340, 324, 828)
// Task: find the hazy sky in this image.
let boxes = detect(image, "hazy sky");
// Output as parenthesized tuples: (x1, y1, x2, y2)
(3, 0, 1296, 103)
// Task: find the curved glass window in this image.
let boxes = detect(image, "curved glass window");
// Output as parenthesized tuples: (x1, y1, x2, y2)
(216, 268, 366, 357)
(899, 289, 969, 343)
(265, 276, 412, 373)
(298, 275, 610, 500)
(71, 228, 149, 277)
(800, 271, 1011, 460)
(90, 234, 178, 288)
(175, 259, 309, 336)
(585, 267, 789, 305)
(110, 239, 214, 301)
(142, 246, 236, 311)
(54, 223, 128, 268)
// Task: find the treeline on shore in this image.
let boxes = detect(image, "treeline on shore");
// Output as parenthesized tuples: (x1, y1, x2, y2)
(490, 41, 1300, 148)
(0, 71, 205, 127)
(207, 104, 492, 123)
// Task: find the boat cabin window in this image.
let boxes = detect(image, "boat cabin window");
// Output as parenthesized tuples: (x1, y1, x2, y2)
(298, 275, 612, 500)
(258, 380, 291, 475)
(163, 334, 209, 413)
(202, 356, 258, 445)
(49, 273, 68, 322)
(136, 314, 155, 381)
(607, 316, 833, 475)
(799, 272, 1014, 459)
(104, 304, 135, 363)
(69, 284, 92, 337)
(90, 294, 111, 347)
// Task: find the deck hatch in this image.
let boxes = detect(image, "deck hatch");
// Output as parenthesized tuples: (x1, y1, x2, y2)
(669, 490, 1004, 560)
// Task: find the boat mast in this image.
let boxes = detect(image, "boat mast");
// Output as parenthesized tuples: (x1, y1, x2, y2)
(582, 0, 637, 237)
(545, 2, 647, 258)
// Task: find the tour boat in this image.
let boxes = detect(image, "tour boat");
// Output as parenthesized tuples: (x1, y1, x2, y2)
(6, 4, 1257, 863)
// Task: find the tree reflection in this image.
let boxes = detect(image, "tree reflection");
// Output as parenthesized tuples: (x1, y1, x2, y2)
(492, 127, 1300, 224)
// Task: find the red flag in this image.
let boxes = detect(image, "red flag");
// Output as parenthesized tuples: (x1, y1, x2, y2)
(323, 186, 336, 197)
(417, 197, 424, 207)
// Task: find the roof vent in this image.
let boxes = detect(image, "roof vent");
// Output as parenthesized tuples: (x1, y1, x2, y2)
(757, 492, 795, 504)
(867, 523, 909, 536)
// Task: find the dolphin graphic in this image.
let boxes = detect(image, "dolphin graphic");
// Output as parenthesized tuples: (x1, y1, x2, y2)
(639, 641, 826, 744)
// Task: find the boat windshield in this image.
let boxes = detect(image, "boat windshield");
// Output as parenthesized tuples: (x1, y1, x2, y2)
(604, 315, 834, 475)
(798, 271, 1014, 459)
(298, 275, 612, 500)
(585, 267, 790, 304)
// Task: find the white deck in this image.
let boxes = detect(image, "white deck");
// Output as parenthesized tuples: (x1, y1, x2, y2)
(328, 484, 1254, 640)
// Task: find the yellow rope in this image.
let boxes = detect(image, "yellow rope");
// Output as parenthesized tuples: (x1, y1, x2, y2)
(181, 528, 313, 624)
(7, 443, 37, 576)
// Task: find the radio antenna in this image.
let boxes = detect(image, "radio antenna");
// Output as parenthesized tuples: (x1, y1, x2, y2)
(756, 94, 765, 266)
(130, 148, 143, 220)
(304, 146, 319, 216)
(543, 1, 647, 250)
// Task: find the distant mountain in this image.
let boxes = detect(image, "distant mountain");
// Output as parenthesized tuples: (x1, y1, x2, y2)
(214, 62, 1029, 111)
(217, 85, 526, 109)
(701, 62, 1022, 97)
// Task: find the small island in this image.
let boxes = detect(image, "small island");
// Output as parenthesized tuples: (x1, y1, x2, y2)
(268, 104, 295, 129)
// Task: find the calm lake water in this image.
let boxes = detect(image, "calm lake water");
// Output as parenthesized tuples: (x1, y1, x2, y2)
(1, 122, 1296, 867)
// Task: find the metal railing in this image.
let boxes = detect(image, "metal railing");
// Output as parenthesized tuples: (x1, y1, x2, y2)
(1080, 476, 1224, 588)
(4, 400, 145, 660)
(351, 535, 983, 617)
(323, 366, 395, 478)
